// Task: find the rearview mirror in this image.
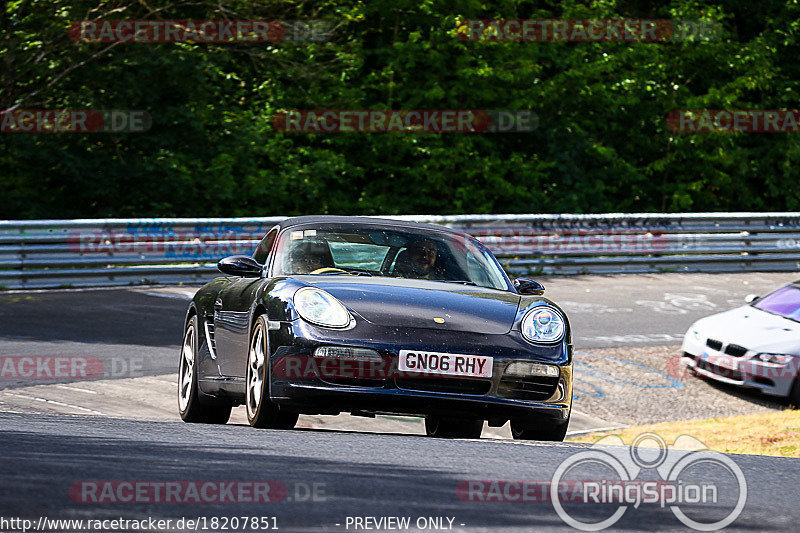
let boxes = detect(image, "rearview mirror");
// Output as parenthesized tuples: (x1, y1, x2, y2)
(218, 255, 262, 277)
(744, 294, 759, 303)
(514, 278, 545, 295)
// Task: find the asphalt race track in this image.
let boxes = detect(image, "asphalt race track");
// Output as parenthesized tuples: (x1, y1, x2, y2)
(1, 272, 800, 531)
(2, 412, 800, 531)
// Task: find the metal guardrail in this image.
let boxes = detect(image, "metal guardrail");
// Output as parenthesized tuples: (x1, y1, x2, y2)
(2, 213, 800, 289)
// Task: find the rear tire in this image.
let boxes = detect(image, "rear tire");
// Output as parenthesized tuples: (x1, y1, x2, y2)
(511, 417, 569, 442)
(246, 315, 298, 429)
(178, 315, 232, 424)
(425, 416, 483, 439)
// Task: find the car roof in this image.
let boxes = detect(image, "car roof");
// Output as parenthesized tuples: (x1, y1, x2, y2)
(276, 215, 467, 236)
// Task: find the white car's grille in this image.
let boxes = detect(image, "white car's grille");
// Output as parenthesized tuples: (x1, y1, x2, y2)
(723, 344, 748, 357)
(706, 338, 723, 351)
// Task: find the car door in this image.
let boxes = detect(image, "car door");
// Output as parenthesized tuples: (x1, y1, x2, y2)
(214, 227, 278, 378)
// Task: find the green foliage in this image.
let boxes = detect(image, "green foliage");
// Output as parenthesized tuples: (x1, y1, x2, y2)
(2, 0, 800, 218)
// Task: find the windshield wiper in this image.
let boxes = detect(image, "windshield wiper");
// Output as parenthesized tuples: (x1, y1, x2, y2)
(441, 280, 477, 286)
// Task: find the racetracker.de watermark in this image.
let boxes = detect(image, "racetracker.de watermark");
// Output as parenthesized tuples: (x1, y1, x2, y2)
(1, 516, 279, 533)
(667, 110, 800, 133)
(0, 356, 145, 380)
(69, 20, 332, 43)
(669, 353, 800, 381)
(272, 110, 537, 133)
(0, 110, 151, 133)
(273, 353, 497, 380)
(69, 481, 326, 504)
(472, 230, 673, 254)
(67, 230, 259, 259)
(457, 19, 721, 42)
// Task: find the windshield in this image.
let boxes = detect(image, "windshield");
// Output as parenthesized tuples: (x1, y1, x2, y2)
(753, 284, 800, 321)
(269, 225, 509, 290)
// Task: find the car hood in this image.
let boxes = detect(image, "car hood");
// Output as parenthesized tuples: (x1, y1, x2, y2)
(300, 276, 521, 334)
(692, 305, 800, 354)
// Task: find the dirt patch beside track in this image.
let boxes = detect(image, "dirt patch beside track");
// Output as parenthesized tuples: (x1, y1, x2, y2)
(573, 345, 790, 426)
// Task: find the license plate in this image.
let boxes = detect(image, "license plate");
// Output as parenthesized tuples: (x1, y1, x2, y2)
(705, 353, 737, 370)
(715, 356, 737, 370)
(398, 350, 493, 378)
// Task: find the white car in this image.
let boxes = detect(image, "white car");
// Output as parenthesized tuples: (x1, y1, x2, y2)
(681, 282, 800, 405)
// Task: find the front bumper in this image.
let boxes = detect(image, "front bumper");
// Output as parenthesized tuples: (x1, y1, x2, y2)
(268, 319, 573, 424)
(681, 333, 798, 397)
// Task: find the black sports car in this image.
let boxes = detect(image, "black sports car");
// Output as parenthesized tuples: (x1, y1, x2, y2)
(178, 216, 573, 440)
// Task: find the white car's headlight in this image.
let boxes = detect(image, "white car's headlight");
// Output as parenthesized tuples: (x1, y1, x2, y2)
(521, 307, 565, 343)
(294, 287, 351, 328)
(756, 353, 793, 365)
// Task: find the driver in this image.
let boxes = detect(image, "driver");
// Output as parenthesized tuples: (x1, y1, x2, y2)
(396, 238, 439, 279)
(287, 241, 332, 274)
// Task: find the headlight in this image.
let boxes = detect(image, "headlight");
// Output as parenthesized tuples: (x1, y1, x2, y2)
(294, 287, 351, 328)
(756, 353, 793, 365)
(521, 307, 565, 343)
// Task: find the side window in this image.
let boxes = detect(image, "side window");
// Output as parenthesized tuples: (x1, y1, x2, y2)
(466, 253, 491, 286)
(253, 228, 278, 265)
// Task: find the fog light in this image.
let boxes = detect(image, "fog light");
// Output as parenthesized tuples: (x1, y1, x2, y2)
(313, 346, 382, 362)
(505, 361, 559, 378)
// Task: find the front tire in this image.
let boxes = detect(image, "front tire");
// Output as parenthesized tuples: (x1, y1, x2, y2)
(178, 314, 231, 424)
(511, 416, 569, 441)
(789, 378, 800, 409)
(425, 416, 483, 439)
(246, 315, 298, 429)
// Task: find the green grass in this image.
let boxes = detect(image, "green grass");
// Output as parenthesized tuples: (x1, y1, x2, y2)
(568, 410, 800, 458)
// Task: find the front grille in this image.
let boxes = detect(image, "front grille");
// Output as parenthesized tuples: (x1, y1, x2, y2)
(724, 344, 748, 357)
(497, 376, 559, 401)
(319, 377, 387, 388)
(697, 359, 743, 381)
(394, 378, 491, 395)
(706, 338, 723, 351)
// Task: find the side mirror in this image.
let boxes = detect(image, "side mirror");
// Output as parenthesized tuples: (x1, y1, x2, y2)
(218, 255, 262, 277)
(514, 278, 545, 296)
(744, 294, 759, 303)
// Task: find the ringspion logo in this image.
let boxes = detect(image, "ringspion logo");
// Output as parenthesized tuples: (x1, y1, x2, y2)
(551, 433, 747, 530)
(459, 434, 747, 530)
